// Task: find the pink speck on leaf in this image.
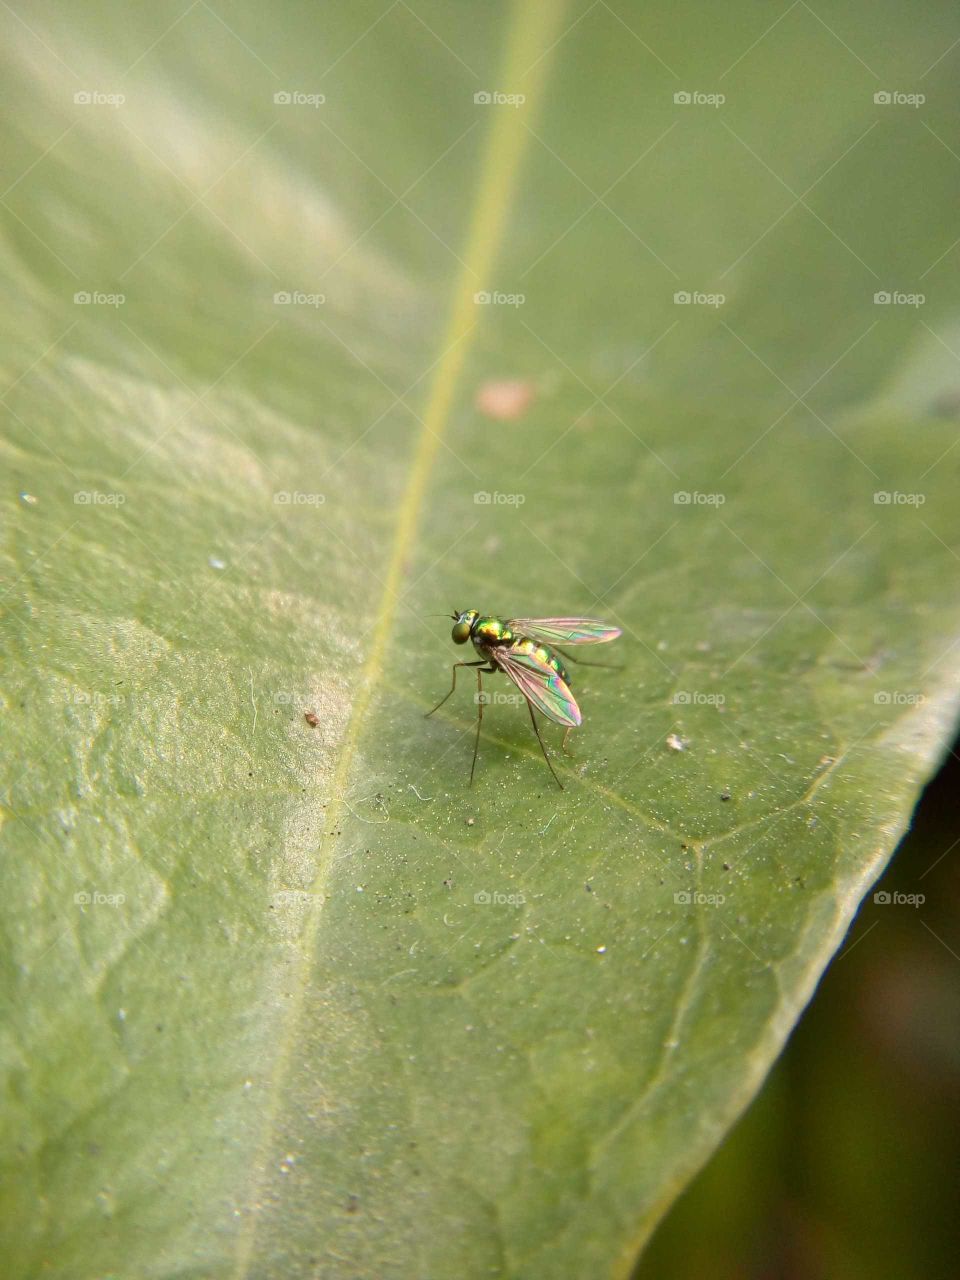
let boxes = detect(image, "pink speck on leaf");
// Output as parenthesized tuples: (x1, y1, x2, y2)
(475, 378, 536, 421)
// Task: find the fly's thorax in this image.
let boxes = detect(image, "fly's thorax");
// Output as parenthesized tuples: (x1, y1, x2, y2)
(472, 616, 514, 646)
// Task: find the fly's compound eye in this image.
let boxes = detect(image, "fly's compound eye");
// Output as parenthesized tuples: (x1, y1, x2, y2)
(451, 621, 471, 644)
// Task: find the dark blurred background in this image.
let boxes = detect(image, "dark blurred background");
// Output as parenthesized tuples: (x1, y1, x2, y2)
(637, 731, 960, 1280)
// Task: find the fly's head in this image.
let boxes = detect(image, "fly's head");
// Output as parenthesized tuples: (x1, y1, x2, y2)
(451, 608, 479, 644)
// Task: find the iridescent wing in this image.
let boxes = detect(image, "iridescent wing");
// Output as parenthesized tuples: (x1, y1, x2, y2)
(492, 647, 582, 727)
(506, 616, 622, 645)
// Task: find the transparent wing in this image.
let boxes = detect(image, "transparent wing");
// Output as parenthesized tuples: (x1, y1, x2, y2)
(506, 616, 622, 645)
(492, 648, 581, 728)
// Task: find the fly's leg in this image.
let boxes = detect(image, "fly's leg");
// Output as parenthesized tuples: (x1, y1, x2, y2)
(424, 660, 487, 718)
(526, 700, 564, 791)
(470, 668, 483, 786)
(556, 646, 622, 670)
(561, 727, 575, 757)
(469, 663, 498, 786)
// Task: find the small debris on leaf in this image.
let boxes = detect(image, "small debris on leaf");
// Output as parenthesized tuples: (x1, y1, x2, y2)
(475, 378, 536, 421)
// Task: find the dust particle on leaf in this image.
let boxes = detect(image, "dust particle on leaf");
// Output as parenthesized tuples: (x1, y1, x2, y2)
(304, 711, 320, 727)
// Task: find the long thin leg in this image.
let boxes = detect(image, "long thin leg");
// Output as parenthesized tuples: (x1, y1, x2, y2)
(561, 727, 575, 756)
(424, 660, 486, 718)
(469, 668, 484, 785)
(556, 646, 622, 670)
(526, 700, 564, 790)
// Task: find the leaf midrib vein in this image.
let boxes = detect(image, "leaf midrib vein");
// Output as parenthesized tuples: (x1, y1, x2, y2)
(230, 4, 569, 1274)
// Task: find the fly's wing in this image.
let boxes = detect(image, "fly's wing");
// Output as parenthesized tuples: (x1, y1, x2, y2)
(506, 616, 622, 645)
(492, 648, 581, 727)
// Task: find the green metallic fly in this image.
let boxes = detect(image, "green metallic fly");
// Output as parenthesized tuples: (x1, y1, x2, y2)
(426, 611, 622, 789)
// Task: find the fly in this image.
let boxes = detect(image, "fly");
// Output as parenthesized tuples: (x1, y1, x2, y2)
(425, 611, 622, 789)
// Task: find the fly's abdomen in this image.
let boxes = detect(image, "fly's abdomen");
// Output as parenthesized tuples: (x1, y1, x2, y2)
(512, 635, 570, 684)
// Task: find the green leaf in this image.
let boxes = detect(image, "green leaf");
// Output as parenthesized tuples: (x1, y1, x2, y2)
(3, 2, 959, 1276)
